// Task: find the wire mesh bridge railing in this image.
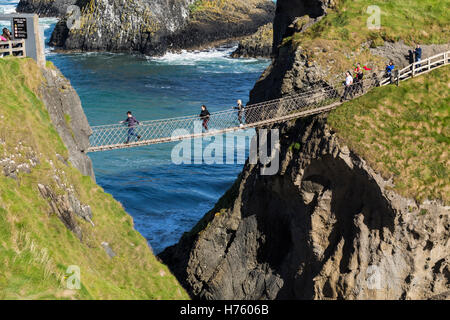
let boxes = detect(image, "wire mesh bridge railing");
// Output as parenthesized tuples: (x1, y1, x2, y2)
(87, 51, 449, 153)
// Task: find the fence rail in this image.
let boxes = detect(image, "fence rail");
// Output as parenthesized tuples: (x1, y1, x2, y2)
(87, 50, 450, 152)
(0, 40, 26, 57)
(379, 51, 449, 86)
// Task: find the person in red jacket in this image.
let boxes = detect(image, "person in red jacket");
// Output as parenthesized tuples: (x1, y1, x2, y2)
(354, 63, 371, 94)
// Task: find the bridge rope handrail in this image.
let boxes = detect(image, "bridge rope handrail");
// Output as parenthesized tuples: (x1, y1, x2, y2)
(90, 81, 346, 130)
(87, 50, 449, 152)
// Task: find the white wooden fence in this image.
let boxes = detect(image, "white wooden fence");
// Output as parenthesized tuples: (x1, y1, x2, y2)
(0, 39, 26, 57)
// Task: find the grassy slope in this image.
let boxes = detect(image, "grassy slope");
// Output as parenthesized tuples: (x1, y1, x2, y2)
(189, 0, 269, 22)
(283, 0, 450, 81)
(0, 58, 188, 300)
(329, 65, 449, 204)
(302, 0, 450, 46)
(281, 0, 449, 204)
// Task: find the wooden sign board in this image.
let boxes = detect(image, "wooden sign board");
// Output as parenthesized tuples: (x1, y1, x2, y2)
(13, 17, 27, 39)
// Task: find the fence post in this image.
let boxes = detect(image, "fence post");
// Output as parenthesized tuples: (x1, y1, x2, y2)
(395, 70, 400, 87)
(412, 61, 415, 77)
(22, 40, 26, 57)
(428, 58, 431, 71)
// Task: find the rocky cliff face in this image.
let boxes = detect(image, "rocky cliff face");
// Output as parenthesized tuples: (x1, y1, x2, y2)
(272, 0, 337, 56)
(45, 0, 274, 55)
(39, 65, 95, 180)
(0, 59, 188, 299)
(17, 0, 77, 17)
(250, 0, 340, 104)
(159, 0, 450, 300)
(231, 23, 273, 58)
(160, 114, 449, 300)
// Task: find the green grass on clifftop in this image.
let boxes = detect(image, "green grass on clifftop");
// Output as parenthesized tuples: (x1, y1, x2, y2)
(282, 0, 450, 81)
(329, 66, 449, 204)
(0, 58, 188, 300)
(189, 0, 270, 22)
(301, 0, 450, 47)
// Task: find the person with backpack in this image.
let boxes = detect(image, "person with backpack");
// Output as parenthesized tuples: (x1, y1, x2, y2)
(199, 105, 210, 131)
(354, 63, 371, 94)
(120, 111, 141, 144)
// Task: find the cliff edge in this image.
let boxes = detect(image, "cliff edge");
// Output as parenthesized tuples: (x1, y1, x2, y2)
(0, 58, 188, 299)
(160, 65, 449, 300)
(160, 0, 450, 300)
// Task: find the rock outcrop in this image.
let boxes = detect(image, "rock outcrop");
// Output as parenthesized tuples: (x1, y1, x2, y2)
(38, 183, 94, 241)
(17, 0, 77, 17)
(231, 23, 273, 58)
(160, 114, 449, 300)
(46, 0, 275, 55)
(272, 0, 337, 56)
(249, 0, 450, 104)
(39, 66, 94, 180)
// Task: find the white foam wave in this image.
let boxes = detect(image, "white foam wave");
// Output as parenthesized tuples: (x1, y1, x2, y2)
(149, 46, 262, 66)
(149, 47, 234, 65)
(0, 5, 15, 14)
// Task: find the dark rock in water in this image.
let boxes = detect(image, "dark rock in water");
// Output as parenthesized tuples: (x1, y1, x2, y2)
(231, 23, 273, 59)
(44, 0, 275, 55)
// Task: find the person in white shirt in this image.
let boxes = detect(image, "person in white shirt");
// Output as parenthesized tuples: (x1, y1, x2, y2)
(341, 71, 354, 102)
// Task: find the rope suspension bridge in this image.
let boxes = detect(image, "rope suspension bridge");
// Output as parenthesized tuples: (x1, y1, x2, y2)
(87, 51, 449, 153)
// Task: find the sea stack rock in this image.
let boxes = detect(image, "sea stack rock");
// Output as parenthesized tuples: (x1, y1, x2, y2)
(231, 23, 273, 58)
(46, 0, 275, 55)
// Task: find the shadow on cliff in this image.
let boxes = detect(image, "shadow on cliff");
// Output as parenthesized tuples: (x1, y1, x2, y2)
(243, 150, 396, 299)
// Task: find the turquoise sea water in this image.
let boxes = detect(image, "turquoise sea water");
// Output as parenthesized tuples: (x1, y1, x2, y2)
(1, 1, 270, 253)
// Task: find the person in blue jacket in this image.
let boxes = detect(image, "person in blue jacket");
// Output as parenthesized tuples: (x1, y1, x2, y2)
(385, 61, 395, 76)
(120, 111, 141, 144)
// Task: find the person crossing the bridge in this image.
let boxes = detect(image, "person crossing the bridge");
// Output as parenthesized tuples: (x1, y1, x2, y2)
(233, 99, 245, 127)
(120, 111, 141, 144)
(341, 71, 354, 102)
(199, 105, 210, 131)
(353, 63, 371, 94)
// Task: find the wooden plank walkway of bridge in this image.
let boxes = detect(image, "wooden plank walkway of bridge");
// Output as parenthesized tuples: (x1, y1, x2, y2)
(87, 51, 449, 153)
